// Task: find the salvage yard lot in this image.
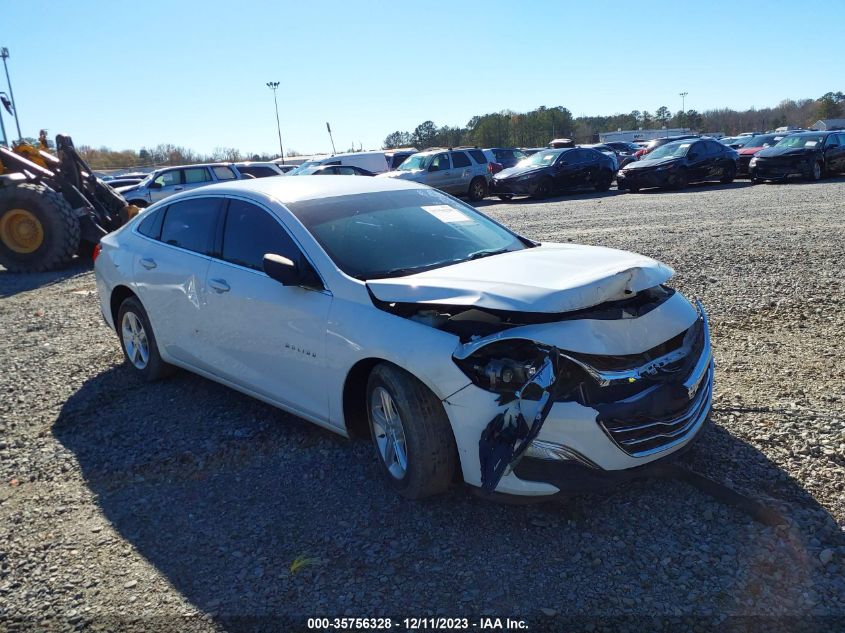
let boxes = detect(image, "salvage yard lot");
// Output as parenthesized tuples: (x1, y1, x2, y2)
(1, 179, 844, 629)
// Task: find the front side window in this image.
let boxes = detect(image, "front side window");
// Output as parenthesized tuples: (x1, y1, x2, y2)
(154, 170, 181, 187)
(159, 197, 222, 255)
(287, 188, 527, 280)
(213, 166, 237, 180)
(451, 151, 471, 168)
(430, 153, 451, 171)
(222, 199, 300, 271)
(183, 167, 212, 184)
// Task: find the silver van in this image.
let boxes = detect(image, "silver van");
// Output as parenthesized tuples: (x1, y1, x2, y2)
(376, 148, 492, 200)
(116, 163, 244, 207)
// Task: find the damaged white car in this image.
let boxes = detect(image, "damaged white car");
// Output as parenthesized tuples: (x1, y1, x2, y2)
(94, 176, 713, 499)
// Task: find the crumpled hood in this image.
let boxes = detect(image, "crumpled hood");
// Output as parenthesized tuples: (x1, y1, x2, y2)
(494, 164, 548, 180)
(367, 243, 674, 314)
(116, 185, 140, 194)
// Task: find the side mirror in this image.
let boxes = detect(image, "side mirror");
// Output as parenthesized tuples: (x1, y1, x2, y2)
(428, 164, 440, 172)
(263, 253, 323, 290)
(148, 181, 163, 189)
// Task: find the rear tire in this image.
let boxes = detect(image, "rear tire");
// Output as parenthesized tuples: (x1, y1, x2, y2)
(366, 363, 458, 499)
(117, 296, 174, 382)
(468, 177, 488, 202)
(720, 164, 736, 184)
(594, 170, 613, 192)
(0, 183, 80, 273)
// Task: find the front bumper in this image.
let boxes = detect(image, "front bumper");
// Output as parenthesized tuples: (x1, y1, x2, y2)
(490, 177, 538, 196)
(616, 169, 671, 190)
(750, 160, 807, 181)
(444, 302, 714, 496)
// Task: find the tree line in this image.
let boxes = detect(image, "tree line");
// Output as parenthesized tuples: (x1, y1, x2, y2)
(74, 144, 279, 171)
(383, 92, 844, 149)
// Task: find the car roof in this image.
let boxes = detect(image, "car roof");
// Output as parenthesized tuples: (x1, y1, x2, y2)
(176, 173, 426, 205)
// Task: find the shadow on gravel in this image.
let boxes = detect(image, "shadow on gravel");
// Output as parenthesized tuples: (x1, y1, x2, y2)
(473, 189, 620, 208)
(0, 259, 93, 298)
(54, 365, 845, 624)
(625, 181, 753, 196)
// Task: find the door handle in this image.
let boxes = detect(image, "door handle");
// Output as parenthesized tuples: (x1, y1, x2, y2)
(174, 187, 184, 191)
(209, 278, 230, 293)
(139, 258, 157, 270)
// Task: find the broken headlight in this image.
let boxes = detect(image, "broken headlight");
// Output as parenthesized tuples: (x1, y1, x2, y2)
(453, 340, 584, 402)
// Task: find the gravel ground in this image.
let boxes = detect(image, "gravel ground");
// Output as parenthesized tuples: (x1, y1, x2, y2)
(1, 179, 844, 632)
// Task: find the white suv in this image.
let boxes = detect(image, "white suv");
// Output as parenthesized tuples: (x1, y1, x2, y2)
(377, 148, 492, 200)
(116, 163, 244, 207)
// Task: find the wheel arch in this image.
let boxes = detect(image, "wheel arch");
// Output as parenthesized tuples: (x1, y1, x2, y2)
(110, 284, 138, 330)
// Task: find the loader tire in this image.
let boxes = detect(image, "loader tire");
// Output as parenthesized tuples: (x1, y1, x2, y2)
(0, 183, 80, 273)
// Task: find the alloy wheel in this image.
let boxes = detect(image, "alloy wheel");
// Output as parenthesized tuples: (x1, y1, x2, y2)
(121, 311, 150, 370)
(370, 386, 408, 479)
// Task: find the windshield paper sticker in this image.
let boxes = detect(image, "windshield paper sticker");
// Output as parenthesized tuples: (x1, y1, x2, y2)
(421, 205, 475, 224)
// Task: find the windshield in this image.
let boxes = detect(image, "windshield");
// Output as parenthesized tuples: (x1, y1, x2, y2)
(517, 149, 562, 167)
(737, 134, 783, 148)
(645, 142, 692, 160)
(397, 154, 430, 171)
(286, 188, 527, 280)
(774, 135, 825, 149)
(287, 161, 322, 176)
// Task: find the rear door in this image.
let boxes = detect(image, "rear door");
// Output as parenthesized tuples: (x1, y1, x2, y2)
(132, 196, 224, 370)
(202, 198, 333, 421)
(824, 134, 845, 173)
(449, 151, 474, 194)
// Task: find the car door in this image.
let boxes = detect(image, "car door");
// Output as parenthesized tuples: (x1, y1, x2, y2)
(449, 151, 474, 194)
(425, 152, 453, 192)
(684, 141, 710, 181)
(201, 197, 332, 421)
(132, 196, 224, 370)
(824, 134, 845, 172)
(149, 168, 183, 202)
(552, 151, 577, 190)
(707, 141, 731, 179)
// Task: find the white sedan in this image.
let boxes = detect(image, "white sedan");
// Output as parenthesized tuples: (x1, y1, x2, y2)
(94, 176, 713, 499)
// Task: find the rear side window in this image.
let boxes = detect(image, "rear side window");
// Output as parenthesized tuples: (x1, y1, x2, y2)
(213, 166, 237, 180)
(222, 199, 301, 271)
(467, 149, 487, 164)
(160, 197, 222, 255)
(136, 207, 165, 239)
(183, 167, 212, 184)
(154, 170, 181, 187)
(451, 151, 471, 168)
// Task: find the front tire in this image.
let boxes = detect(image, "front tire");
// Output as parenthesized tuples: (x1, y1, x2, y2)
(0, 183, 80, 273)
(467, 177, 488, 201)
(117, 296, 173, 382)
(366, 363, 458, 499)
(807, 161, 822, 182)
(672, 169, 689, 190)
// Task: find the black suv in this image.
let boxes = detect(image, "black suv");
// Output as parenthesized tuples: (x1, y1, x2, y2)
(749, 131, 845, 183)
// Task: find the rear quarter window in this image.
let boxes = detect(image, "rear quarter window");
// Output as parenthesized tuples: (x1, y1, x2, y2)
(468, 149, 487, 164)
(159, 197, 223, 255)
(136, 207, 165, 239)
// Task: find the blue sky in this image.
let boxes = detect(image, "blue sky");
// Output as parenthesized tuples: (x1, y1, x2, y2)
(2, 0, 843, 156)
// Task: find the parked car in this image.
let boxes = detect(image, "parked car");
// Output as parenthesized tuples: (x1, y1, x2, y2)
(271, 161, 298, 174)
(749, 131, 845, 183)
(294, 164, 374, 176)
(287, 151, 391, 175)
(116, 163, 243, 207)
(234, 162, 288, 178)
(490, 148, 616, 200)
(604, 142, 640, 167)
(730, 134, 789, 176)
(484, 147, 529, 169)
(520, 147, 546, 156)
(94, 176, 713, 499)
(617, 138, 738, 192)
(633, 135, 699, 160)
(376, 148, 492, 201)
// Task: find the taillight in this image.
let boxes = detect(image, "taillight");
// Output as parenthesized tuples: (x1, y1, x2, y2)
(92, 243, 101, 262)
(487, 163, 494, 174)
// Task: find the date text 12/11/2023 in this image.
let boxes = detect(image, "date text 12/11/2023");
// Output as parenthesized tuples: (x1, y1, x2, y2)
(307, 617, 530, 630)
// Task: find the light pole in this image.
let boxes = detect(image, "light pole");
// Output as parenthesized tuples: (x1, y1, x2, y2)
(679, 91, 688, 132)
(266, 81, 284, 163)
(1, 48, 22, 140)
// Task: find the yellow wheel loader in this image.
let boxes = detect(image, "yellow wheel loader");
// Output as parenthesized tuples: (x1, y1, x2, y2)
(0, 132, 138, 272)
